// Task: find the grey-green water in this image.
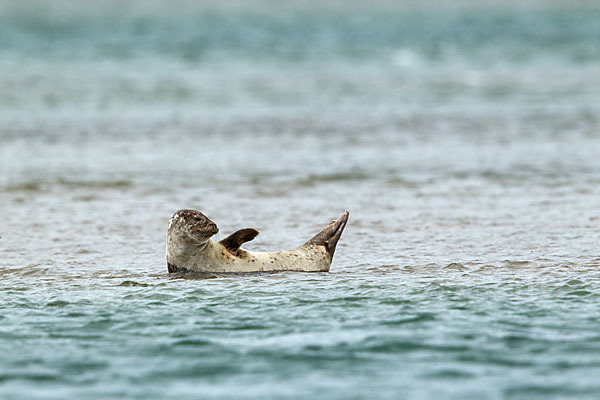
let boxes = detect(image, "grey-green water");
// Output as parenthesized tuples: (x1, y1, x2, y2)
(2, 1, 600, 398)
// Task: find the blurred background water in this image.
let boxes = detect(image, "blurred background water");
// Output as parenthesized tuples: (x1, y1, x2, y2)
(1, 1, 600, 399)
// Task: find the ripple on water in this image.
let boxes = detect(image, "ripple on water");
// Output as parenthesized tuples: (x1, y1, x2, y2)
(382, 313, 436, 326)
(118, 280, 152, 287)
(422, 369, 476, 379)
(45, 300, 70, 307)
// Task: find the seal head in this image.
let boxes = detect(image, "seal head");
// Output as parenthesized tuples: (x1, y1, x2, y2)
(168, 209, 219, 244)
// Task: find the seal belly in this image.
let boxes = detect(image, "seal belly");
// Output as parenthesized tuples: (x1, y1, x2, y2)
(169, 241, 330, 273)
(232, 245, 331, 273)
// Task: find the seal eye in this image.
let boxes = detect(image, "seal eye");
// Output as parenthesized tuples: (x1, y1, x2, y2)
(194, 217, 202, 222)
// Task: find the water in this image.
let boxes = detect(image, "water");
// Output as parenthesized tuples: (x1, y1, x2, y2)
(2, 1, 600, 398)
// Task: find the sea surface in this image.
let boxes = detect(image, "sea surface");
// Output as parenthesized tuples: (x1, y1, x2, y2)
(2, 1, 600, 398)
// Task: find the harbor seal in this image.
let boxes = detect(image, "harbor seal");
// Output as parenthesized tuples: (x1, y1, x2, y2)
(166, 209, 349, 273)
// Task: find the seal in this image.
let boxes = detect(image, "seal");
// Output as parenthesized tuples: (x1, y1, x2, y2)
(166, 209, 349, 273)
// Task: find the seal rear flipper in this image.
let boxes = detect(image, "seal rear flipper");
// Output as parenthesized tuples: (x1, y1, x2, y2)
(304, 210, 349, 261)
(220, 228, 260, 255)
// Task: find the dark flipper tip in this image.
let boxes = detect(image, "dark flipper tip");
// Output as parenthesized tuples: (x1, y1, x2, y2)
(305, 210, 349, 261)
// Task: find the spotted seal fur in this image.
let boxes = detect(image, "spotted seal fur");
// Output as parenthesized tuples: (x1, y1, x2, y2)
(166, 209, 349, 273)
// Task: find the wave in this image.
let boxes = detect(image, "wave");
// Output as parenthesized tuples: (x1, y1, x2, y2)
(1, 179, 132, 192)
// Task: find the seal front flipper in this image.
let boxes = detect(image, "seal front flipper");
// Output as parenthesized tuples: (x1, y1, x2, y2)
(220, 228, 260, 255)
